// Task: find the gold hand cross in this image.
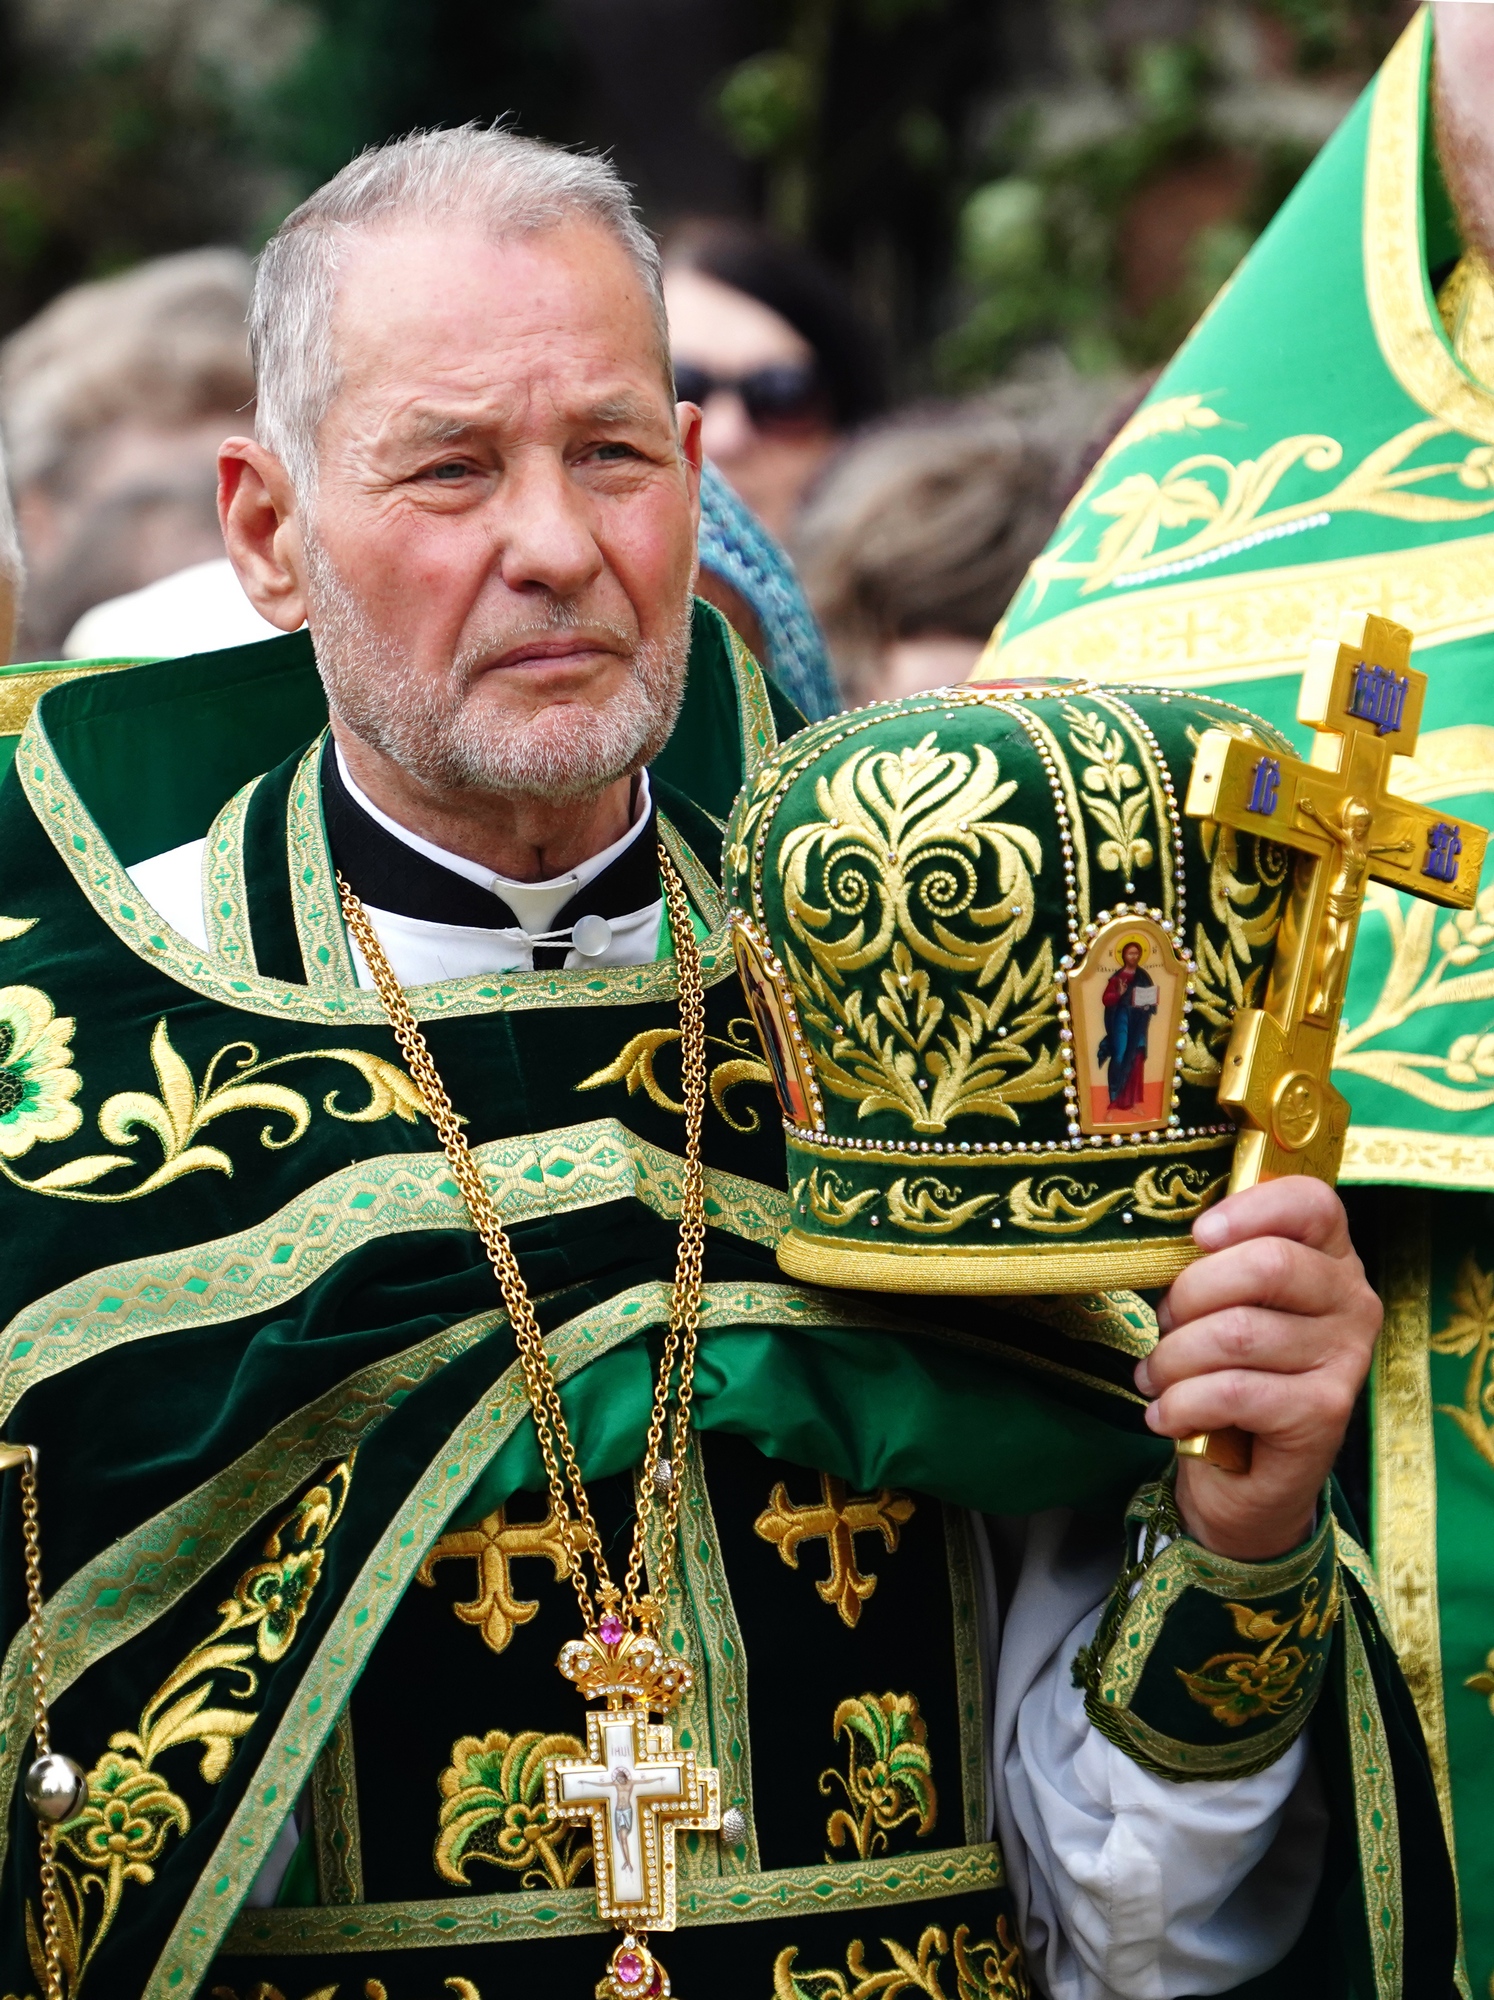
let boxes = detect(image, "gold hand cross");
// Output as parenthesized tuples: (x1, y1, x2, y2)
(1186, 612, 1486, 1188)
(1179, 614, 1488, 1471)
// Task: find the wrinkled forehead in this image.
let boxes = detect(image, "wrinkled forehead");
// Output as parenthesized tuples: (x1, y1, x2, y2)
(324, 218, 674, 436)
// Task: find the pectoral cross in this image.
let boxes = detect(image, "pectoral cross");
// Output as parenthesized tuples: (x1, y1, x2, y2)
(753, 1474, 915, 1627)
(545, 1705, 720, 1929)
(1179, 616, 1488, 1470)
(1186, 613, 1487, 1188)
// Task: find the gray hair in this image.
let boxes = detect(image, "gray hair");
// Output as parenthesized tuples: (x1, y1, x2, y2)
(251, 126, 668, 498)
(0, 434, 20, 602)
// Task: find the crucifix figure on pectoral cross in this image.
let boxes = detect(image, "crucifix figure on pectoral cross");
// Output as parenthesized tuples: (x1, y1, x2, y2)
(1186, 612, 1487, 1189)
(545, 1705, 720, 1929)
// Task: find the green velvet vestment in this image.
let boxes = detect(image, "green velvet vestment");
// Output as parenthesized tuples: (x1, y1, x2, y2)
(0, 603, 1452, 1997)
(989, 9, 1494, 1983)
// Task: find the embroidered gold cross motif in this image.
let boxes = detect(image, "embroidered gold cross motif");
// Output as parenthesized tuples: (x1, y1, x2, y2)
(1186, 613, 1487, 1188)
(545, 1706, 720, 1928)
(754, 1474, 915, 1627)
(416, 1502, 574, 1654)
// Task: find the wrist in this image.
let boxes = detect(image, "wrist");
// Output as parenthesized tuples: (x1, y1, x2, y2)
(1174, 1480, 1317, 1563)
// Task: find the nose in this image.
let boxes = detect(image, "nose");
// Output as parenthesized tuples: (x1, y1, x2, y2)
(699, 390, 755, 464)
(493, 451, 606, 600)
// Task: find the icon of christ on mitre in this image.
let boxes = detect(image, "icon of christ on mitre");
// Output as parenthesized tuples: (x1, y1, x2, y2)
(0, 126, 1464, 2000)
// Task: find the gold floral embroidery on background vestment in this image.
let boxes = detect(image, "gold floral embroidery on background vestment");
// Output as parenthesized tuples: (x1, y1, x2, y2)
(577, 1017, 775, 1131)
(819, 1693, 936, 1860)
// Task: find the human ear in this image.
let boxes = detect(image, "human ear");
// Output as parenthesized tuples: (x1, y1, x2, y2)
(677, 401, 704, 530)
(218, 439, 309, 632)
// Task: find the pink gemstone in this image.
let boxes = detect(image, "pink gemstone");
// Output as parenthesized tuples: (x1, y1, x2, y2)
(598, 1613, 626, 1646)
(615, 1950, 644, 1985)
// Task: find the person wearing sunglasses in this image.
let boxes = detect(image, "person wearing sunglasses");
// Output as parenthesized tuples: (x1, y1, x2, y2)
(664, 220, 885, 540)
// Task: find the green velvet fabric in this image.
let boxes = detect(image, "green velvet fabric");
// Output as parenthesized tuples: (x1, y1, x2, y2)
(0, 603, 1454, 1997)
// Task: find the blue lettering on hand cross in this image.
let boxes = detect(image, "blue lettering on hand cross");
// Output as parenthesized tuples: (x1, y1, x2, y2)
(1349, 661, 1410, 736)
(1423, 821, 1463, 885)
(1246, 755, 1282, 817)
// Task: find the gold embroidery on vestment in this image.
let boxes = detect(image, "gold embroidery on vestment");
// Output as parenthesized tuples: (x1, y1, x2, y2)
(435, 1729, 592, 1889)
(819, 1693, 937, 1861)
(1176, 1571, 1339, 1727)
(772, 1917, 1029, 1999)
(37, 1459, 354, 1994)
(754, 1474, 915, 1626)
(417, 1502, 574, 1654)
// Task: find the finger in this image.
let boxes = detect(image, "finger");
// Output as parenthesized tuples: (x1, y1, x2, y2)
(1139, 1305, 1357, 1394)
(1145, 1365, 1357, 1449)
(1160, 1232, 1357, 1333)
(1191, 1177, 1353, 1259)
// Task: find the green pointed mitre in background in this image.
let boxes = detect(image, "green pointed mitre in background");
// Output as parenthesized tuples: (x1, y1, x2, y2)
(985, 5, 1494, 1199)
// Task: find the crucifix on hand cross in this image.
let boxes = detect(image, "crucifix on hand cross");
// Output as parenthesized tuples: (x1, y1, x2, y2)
(1180, 613, 1488, 1468)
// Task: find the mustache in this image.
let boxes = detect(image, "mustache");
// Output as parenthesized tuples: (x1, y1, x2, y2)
(451, 601, 639, 681)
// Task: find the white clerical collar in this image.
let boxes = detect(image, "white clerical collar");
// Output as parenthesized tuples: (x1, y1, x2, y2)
(333, 745, 654, 936)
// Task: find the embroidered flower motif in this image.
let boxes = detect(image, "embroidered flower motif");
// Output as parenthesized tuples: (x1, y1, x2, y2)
(819, 1691, 937, 1860)
(436, 1729, 592, 1890)
(236, 1544, 327, 1662)
(0, 984, 83, 1158)
(58, 1750, 189, 1873)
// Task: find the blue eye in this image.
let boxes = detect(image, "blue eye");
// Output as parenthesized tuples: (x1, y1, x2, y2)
(593, 443, 636, 461)
(428, 462, 469, 481)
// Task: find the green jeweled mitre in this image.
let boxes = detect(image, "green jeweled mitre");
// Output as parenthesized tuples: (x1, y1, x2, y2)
(724, 680, 1293, 1293)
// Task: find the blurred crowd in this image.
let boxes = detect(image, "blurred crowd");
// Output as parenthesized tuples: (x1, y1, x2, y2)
(0, 218, 1140, 714)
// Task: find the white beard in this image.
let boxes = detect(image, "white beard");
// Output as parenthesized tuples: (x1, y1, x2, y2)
(304, 537, 691, 804)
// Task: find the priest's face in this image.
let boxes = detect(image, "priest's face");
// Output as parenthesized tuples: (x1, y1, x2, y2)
(277, 220, 700, 804)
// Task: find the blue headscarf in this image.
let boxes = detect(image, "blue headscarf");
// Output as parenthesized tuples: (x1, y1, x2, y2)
(697, 459, 838, 721)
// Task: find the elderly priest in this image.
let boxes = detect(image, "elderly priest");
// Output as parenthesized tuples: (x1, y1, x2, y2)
(0, 131, 1454, 2000)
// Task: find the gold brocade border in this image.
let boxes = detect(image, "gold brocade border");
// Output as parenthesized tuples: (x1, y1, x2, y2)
(944, 1507, 989, 1845)
(1339, 1125, 1494, 1189)
(201, 775, 261, 971)
(286, 735, 357, 991)
(220, 1841, 1007, 1953)
(976, 533, 1494, 689)
(643, 1437, 760, 1880)
(1365, 11, 1494, 447)
(16, 700, 741, 1024)
(0, 1312, 500, 1882)
(1344, 1608, 1404, 2000)
(775, 1225, 1204, 1296)
(0, 659, 133, 736)
(0, 1119, 791, 1419)
(1371, 1195, 1459, 1879)
(311, 1708, 364, 1906)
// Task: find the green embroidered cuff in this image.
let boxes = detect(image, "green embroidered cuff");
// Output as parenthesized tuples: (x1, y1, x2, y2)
(1073, 1473, 1339, 1781)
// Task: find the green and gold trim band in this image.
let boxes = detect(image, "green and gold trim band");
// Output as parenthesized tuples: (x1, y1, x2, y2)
(0, 1118, 790, 1418)
(1344, 1605, 1403, 2000)
(17, 702, 741, 1024)
(1077, 1475, 1339, 1781)
(0, 1311, 501, 1879)
(286, 735, 358, 991)
(202, 774, 261, 971)
(222, 1840, 1005, 1954)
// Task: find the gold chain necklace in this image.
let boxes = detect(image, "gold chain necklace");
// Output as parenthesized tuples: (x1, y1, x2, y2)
(339, 845, 720, 1999)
